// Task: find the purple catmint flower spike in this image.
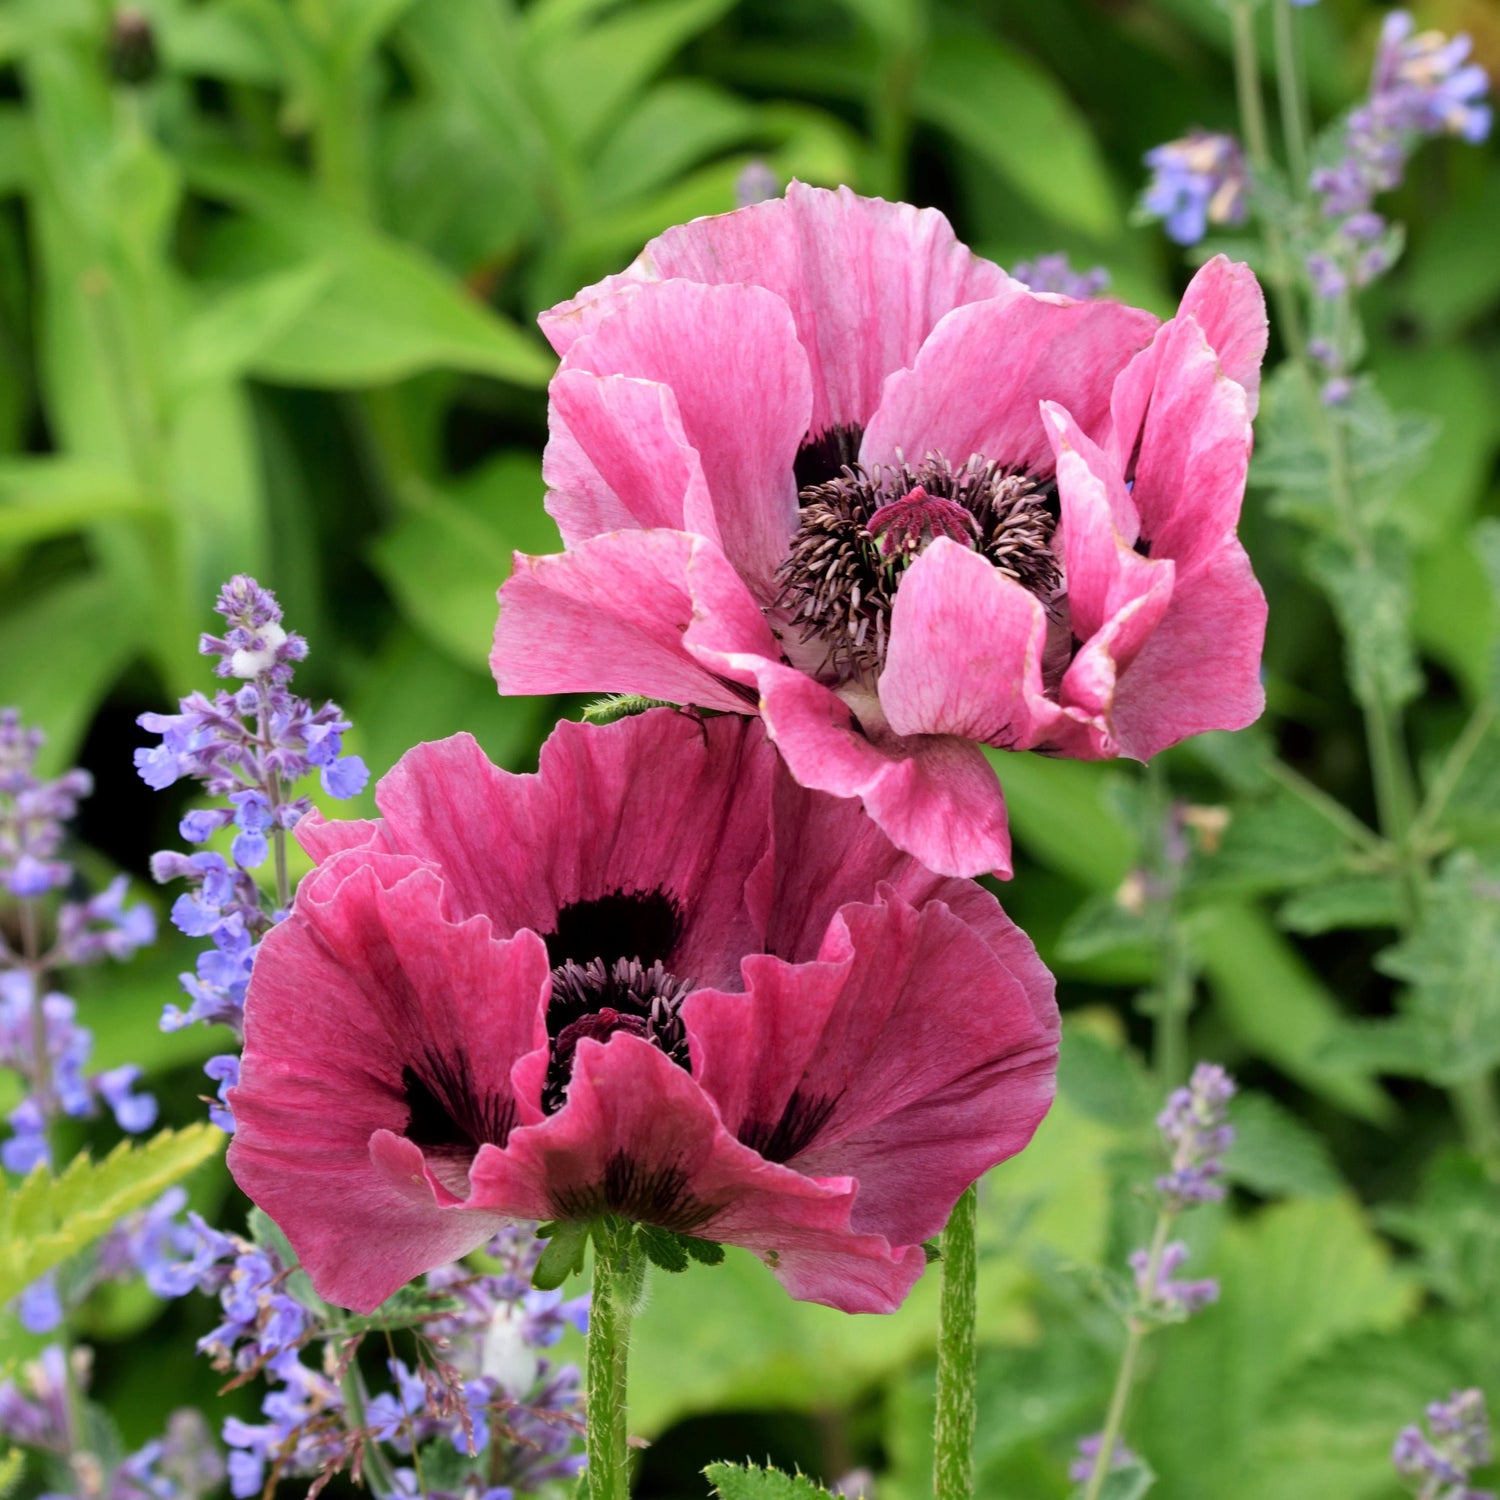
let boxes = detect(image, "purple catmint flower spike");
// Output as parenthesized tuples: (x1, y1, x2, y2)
(1010, 253, 1110, 300)
(1140, 131, 1248, 245)
(138, 577, 368, 1127)
(1393, 1388, 1495, 1499)
(1156, 1061, 1237, 1208)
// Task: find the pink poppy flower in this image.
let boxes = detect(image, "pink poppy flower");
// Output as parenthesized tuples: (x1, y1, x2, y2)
(493, 184, 1268, 878)
(227, 712, 1058, 1316)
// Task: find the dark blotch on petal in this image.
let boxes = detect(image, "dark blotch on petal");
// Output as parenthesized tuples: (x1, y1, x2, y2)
(738, 1089, 840, 1164)
(553, 1151, 716, 1233)
(545, 888, 682, 971)
(793, 423, 865, 492)
(401, 1056, 516, 1156)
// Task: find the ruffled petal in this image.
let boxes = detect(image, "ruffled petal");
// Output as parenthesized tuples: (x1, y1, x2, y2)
(493, 530, 773, 711)
(877, 539, 1061, 750)
(742, 658, 1014, 878)
(228, 864, 549, 1311)
(295, 810, 388, 863)
(1176, 255, 1268, 417)
(1128, 314, 1255, 574)
(559, 280, 810, 594)
(543, 370, 709, 543)
(542, 182, 1011, 436)
(686, 892, 1057, 1247)
(372, 717, 779, 990)
(861, 292, 1158, 477)
(1109, 537, 1267, 760)
(466, 1033, 925, 1313)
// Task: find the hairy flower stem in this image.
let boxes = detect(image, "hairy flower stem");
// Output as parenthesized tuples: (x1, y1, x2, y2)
(1229, 1, 1306, 361)
(933, 1183, 978, 1500)
(336, 1351, 397, 1500)
(1081, 1213, 1174, 1500)
(1272, 0, 1311, 191)
(588, 1223, 637, 1500)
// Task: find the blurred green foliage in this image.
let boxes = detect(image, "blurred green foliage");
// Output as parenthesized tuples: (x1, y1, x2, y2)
(2, 0, 1499, 1497)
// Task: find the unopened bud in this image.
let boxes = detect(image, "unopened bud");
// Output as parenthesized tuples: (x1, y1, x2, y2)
(108, 7, 159, 87)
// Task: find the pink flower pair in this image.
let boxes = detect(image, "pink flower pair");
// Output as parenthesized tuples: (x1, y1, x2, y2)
(494, 183, 1268, 877)
(230, 185, 1267, 1317)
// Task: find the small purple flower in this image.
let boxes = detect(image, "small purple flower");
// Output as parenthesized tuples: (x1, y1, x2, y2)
(0, 710, 94, 897)
(1009, 253, 1111, 300)
(1306, 252, 1348, 300)
(1130, 1240, 1219, 1318)
(16, 1272, 64, 1334)
(1393, 1388, 1495, 1499)
(735, 160, 780, 208)
(1156, 1061, 1236, 1208)
(1141, 131, 1247, 245)
(1069, 1432, 1139, 1484)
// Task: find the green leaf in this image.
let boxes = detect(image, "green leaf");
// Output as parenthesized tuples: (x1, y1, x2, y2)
(532, 1220, 590, 1290)
(1277, 876, 1401, 935)
(1307, 529, 1422, 713)
(1056, 1024, 1155, 1130)
(1380, 1149, 1500, 1312)
(0, 1125, 223, 1304)
(705, 1462, 837, 1500)
(0, 459, 154, 550)
(527, 0, 736, 153)
(184, 154, 553, 387)
(1371, 851, 1500, 1084)
(0, 1447, 23, 1500)
(1225, 1092, 1343, 1199)
(369, 451, 559, 670)
(1069, 1461, 1156, 1500)
(1192, 794, 1356, 896)
(1195, 903, 1393, 1123)
(914, 33, 1118, 238)
(1055, 891, 1154, 965)
(1133, 1196, 1417, 1497)
(171, 260, 337, 396)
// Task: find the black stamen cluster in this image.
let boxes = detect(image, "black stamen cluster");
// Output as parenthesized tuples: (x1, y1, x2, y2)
(776, 449, 1061, 681)
(542, 957, 695, 1115)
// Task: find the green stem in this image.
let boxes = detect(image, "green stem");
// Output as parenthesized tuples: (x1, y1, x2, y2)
(869, 47, 916, 201)
(338, 1351, 397, 1499)
(1451, 1075, 1500, 1180)
(1265, 757, 1386, 855)
(1228, 1, 1306, 361)
(1153, 926, 1195, 1096)
(1412, 699, 1497, 846)
(1271, 0, 1311, 192)
(1081, 1213, 1175, 1500)
(587, 1224, 634, 1500)
(933, 1183, 978, 1500)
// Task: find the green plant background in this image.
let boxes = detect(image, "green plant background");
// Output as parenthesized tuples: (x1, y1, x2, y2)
(2, 0, 1498, 1496)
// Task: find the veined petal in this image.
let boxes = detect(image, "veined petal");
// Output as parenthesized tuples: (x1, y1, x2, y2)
(560, 281, 811, 595)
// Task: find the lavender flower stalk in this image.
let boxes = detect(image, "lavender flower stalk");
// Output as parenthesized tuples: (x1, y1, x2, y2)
(1393, 1389, 1495, 1500)
(136, 576, 368, 1129)
(1078, 1064, 1236, 1499)
(1139, 130, 1247, 245)
(1009, 254, 1110, 300)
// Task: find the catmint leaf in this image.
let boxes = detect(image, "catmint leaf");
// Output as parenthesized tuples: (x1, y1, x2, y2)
(1055, 892, 1154, 965)
(1068, 1459, 1156, 1500)
(1190, 794, 1357, 896)
(1307, 530, 1423, 713)
(1277, 876, 1402, 935)
(1225, 1092, 1343, 1199)
(704, 1461, 838, 1499)
(1372, 851, 1500, 1084)
(1379, 1149, 1500, 1311)
(1056, 1027, 1155, 1129)
(532, 1220, 591, 1290)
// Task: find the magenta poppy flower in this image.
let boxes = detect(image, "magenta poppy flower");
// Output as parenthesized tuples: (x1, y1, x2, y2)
(492, 184, 1268, 877)
(227, 712, 1058, 1316)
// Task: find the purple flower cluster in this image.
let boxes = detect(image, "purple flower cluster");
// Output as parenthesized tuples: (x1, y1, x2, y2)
(1393, 1389, 1495, 1500)
(146, 1216, 586, 1500)
(136, 577, 368, 1128)
(0, 1346, 223, 1500)
(1303, 9, 1489, 352)
(1129, 1240, 1219, 1319)
(1009, 253, 1110, 300)
(1069, 1433, 1139, 1484)
(1156, 1062, 1236, 1208)
(1140, 131, 1247, 245)
(1, 709, 157, 1174)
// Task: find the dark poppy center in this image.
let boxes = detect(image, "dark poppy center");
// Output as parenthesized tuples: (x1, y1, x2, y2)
(540, 890, 694, 1115)
(777, 445, 1061, 681)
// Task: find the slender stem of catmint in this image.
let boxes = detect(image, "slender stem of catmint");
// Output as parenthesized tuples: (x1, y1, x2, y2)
(1082, 1212, 1175, 1500)
(20, 898, 55, 1118)
(1266, 757, 1386, 854)
(587, 1222, 635, 1500)
(1272, 0, 1311, 192)
(933, 1183, 978, 1500)
(337, 1350, 397, 1500)
(1411, 699, 1497, 848)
